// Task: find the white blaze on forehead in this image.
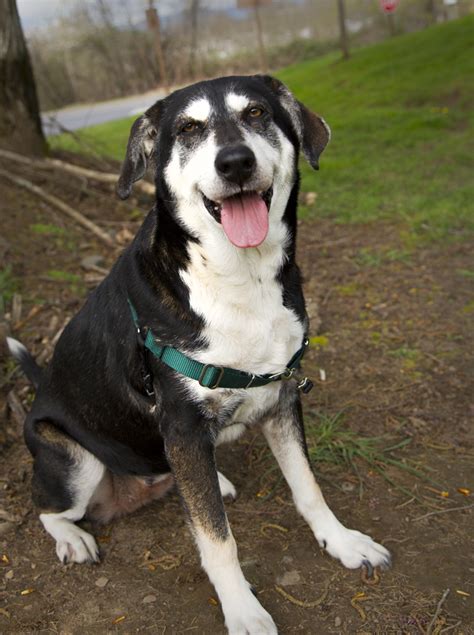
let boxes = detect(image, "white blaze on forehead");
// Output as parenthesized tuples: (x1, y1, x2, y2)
(184, 97, 211, 122)
(225, 93, 250, 113)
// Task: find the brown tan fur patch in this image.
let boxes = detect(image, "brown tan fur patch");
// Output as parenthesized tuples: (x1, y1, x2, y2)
(87, 472, 174, 524)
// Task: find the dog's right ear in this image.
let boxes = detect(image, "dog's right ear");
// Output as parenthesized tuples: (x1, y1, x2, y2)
(117, 102, 161, 200)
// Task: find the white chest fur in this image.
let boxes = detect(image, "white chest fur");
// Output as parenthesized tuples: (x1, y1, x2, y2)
(180, 222, 305, 433)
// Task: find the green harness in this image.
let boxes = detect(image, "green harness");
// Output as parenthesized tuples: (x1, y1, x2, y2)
(128, 299, 313, 393)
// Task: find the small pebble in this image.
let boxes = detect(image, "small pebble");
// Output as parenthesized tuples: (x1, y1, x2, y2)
(5, 570, 14, 580)
(143, 594, 157, 604)
(276, 570, 301, 586)
(81, 255, 105, 270)
(341, 482, 355, 493)
(95, 576, 109, 588)
(335, 616, 342, 627)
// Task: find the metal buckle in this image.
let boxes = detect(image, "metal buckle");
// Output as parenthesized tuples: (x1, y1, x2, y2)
(268, 366, 295, 382)
(281, 367, 295, 380)
(198, 364, 225, 389)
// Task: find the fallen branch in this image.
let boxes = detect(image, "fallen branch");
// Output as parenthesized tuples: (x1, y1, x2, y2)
(426, 588, 450, 635)
(0, 168, 114, 248)
(0, 148, 154, 195)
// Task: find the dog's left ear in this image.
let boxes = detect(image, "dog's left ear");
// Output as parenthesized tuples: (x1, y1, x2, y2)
(259, 75, 330, 170)
(117, 101, 161, 200)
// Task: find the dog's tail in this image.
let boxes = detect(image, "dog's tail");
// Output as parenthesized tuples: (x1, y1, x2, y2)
(6, 337, 43, 389)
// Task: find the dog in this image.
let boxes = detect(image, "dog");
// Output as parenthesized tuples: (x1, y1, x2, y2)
(8, 75, 390, 635)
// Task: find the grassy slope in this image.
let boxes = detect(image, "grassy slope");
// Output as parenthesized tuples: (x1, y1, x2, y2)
(50, 16, 474, 241)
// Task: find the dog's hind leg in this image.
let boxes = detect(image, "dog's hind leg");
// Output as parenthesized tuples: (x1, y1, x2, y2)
(30, 422, 105, 564)
(262, 384, 391, 572)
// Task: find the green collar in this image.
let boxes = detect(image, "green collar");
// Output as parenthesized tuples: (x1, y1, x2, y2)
(128, 299, 312, 392)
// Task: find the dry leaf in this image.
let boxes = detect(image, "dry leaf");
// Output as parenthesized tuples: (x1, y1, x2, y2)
(112, 615, 126, 625)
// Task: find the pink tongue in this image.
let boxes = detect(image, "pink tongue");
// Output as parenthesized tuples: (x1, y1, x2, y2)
(221, 193, 269, 248)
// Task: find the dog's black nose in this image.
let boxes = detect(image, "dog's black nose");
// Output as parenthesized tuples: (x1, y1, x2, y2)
(215, 145, 256, 184)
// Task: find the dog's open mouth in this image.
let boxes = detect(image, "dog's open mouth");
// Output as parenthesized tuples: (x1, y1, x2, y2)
(202, 188, 273, 248)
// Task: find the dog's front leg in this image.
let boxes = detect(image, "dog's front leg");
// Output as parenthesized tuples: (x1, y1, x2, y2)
(262, 385, 391, 571)
(164, 426, 277, 635)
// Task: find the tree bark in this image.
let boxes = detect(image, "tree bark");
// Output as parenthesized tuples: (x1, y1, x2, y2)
(426, 0, 437, 24)
(337, 0, 349, 60)
(189, 0, 200, 80)
(0, 0, 46, 155)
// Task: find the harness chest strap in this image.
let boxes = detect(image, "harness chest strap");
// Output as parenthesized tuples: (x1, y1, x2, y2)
(128, 299, 313, 392)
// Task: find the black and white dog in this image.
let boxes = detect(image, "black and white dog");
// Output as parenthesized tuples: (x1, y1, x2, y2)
(8, 75, 390, 634)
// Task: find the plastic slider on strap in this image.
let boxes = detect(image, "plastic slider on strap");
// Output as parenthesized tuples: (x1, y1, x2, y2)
(198, 364, 225, 389)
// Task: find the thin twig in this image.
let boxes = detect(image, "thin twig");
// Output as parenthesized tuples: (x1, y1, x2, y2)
(412, 503, 474, 522)
(426, 588, 450, 635)
(440, 620, 462, 633)
(7, 390, 26, 431)
(0, 168, 114, 248)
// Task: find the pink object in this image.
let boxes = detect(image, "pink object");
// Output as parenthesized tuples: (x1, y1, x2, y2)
(380, 0, 399, 13)
(221, 193, 269, 248)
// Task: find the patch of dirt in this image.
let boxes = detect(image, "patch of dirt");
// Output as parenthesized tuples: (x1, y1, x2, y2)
(1, 170, 473, 634)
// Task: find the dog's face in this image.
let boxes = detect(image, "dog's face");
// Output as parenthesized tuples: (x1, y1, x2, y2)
(118, 75, 330, 248)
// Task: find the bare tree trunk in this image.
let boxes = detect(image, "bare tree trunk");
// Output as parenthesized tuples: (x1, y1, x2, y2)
(0, 0, 46, 155)
(426, 0, 437, 23)
(337, 0, 349, 60)
(146, 1, 169, 88)
(254, 0, 268, 72)
(189, 0, 199, 80)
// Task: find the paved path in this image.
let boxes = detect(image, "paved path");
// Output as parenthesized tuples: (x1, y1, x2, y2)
(42, 89, 166, 136)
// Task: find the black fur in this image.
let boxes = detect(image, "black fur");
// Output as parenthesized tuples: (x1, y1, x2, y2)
(12, 75, 327, 527)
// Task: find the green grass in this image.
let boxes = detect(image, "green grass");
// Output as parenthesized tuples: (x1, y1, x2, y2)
(50, 16, 474, 242)
(50, 116, 136, 161)
(305, 411, 441, 502)
(30, 223, 66, 236)
(0, 265, 18, 308)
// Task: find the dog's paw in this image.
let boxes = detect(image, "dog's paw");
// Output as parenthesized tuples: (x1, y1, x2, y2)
(55, 525, 100, 564)
(225, 592, 277, 635)
(316, 522, 391, 571)
(218, 472, 237, 499)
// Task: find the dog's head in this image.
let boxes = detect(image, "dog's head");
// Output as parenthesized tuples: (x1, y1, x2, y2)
(118, 75, 330, 249)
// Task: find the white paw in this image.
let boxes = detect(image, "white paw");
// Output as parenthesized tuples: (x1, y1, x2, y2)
(225, 591, 277, 635)
(218, 472, 237, 499)
(55, 525, 100, 564)
(316, 521, 391, 571)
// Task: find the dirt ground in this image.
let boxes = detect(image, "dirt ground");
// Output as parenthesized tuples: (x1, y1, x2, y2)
(0, 166, 473, 634)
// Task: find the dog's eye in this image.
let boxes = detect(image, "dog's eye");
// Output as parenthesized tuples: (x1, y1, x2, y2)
(248, 107, 264, 118)
(181, 121, 200, 134)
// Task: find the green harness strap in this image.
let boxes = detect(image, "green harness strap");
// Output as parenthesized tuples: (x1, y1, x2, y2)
(128, 299, 312, 392)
